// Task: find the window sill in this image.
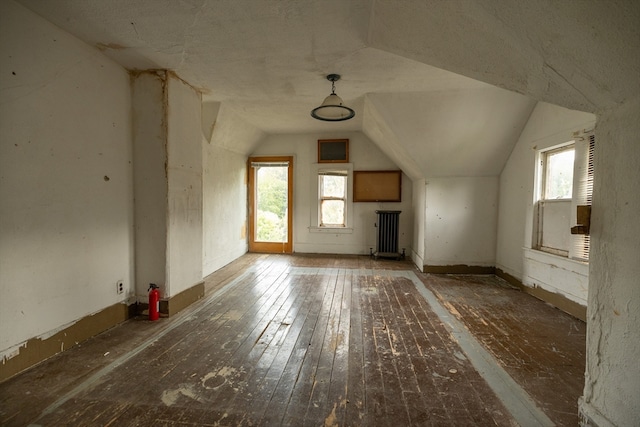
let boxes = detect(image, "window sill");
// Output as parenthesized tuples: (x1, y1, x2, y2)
(309, 226, 353, 234)
(539, 198, 572, 203)
(523, 247, 588, 274)
(537, 246, 569, 258)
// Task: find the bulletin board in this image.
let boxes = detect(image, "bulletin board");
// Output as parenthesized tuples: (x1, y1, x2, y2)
(353, 170, 402, 202)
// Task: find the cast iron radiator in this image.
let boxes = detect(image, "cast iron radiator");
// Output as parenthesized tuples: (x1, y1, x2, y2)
(372, 210, 404, 259)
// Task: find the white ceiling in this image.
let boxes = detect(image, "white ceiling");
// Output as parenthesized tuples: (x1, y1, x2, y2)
(18, 0, 633, 178)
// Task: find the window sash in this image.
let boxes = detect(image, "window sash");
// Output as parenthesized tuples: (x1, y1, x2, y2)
(320, 200, 346, 226)
(542, 145, 575, 200)
(538, 200, 571, 256)
(319, 171, 347, 227)
(534, 136, 594, 262)
(536, 143, 574, 256)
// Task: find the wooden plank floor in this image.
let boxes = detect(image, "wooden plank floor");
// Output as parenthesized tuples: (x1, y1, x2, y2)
(0, 254, 585, 426)
(422, 274, 586, 426)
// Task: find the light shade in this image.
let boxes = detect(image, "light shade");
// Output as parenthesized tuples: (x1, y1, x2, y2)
(311, 74, 355, 122)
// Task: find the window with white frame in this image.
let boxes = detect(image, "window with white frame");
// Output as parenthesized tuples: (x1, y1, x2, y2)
(319, 170, 347, 227)
(535, 134, 594, 261)
(536, 144, 575, 256)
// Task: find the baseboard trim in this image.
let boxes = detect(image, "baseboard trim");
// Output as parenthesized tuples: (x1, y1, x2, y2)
(423, 264, 496, 275)
(139, 281, 206, 318)
(579, 398, 614, 427)
(496, 268, 587, 321)
(2, 281, 208, 382)
(0, 302, 133, 383)
(161, 281, 205, 316)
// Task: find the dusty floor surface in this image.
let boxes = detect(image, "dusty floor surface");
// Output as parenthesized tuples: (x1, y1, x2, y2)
(0, 254, 585, 426)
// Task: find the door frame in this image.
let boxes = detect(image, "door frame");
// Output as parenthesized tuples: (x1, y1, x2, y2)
(248, 156, 294, 253)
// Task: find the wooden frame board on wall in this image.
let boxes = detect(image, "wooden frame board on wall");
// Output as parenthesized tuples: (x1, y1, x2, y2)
(353, 170, 402, 202)
(318, 139, 349, 163)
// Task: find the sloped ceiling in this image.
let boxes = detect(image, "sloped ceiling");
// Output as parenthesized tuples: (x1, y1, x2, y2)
(17, 0, 636, 177)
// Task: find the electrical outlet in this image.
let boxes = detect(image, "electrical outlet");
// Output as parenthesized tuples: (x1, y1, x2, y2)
(116, 280, 124, 295)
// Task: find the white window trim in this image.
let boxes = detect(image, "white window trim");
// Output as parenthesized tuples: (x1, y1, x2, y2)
(542, 144, 575, 200)
(319, 170, 348, 227)
(533, 136, 592, 262)
(534, 142, 575, 256)
(309, 163, 354, 233)
(534, 141, 575, 203)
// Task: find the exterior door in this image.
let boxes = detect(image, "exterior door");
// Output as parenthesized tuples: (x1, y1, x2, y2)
(248, 156, 293, 253)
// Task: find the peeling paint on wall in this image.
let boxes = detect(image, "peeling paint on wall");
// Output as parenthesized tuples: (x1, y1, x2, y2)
(0, 303, 130, 381)
(1, 342, 26, 364)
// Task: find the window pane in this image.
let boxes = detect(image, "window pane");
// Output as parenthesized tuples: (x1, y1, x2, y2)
(321, 175, 345, 198)
(321, 200, 345, 225)
(539, 200, 571, 255)
(255, 166, 288, 242)
(545, 149, 574, 199)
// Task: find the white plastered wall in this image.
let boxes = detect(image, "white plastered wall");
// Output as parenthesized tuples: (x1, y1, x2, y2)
(166, 76, 203, 297)
(411, 179, 426, 271)
(251, 132, 413, 255)
(424, 177, 498, 267)
(580, 98, 640, 427)
(132, 72, 205, 299)
(496, 102, 595, 305)
(200, 100, 263, 275)
(0, 1, 134, 359)
(202, 143, 248, 276)
(201, 103, 261, 276)
(132, 72, 168, 297)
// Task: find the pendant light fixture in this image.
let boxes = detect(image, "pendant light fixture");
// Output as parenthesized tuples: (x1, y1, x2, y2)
(310, 74, 355, 121)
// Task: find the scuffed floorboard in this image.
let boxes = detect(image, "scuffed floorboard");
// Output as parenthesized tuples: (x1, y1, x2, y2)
(422, 273, 586, 426)
(0, 254, 585, 426)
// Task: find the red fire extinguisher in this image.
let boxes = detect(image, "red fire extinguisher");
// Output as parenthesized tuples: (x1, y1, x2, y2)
(148, 283, 160, 321)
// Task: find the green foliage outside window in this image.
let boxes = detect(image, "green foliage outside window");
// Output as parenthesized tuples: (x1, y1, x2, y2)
(256, 167, 288, 242)
(545, 148, 574, 199)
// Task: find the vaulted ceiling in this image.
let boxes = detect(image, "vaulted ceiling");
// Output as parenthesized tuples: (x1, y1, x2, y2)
(18, 0, 637, 179)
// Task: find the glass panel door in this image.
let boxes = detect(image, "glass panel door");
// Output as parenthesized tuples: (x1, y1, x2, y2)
(248, 157, 293, 253)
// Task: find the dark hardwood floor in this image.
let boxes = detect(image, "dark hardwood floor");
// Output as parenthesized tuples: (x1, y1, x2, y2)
(0, 254, 585, 426)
